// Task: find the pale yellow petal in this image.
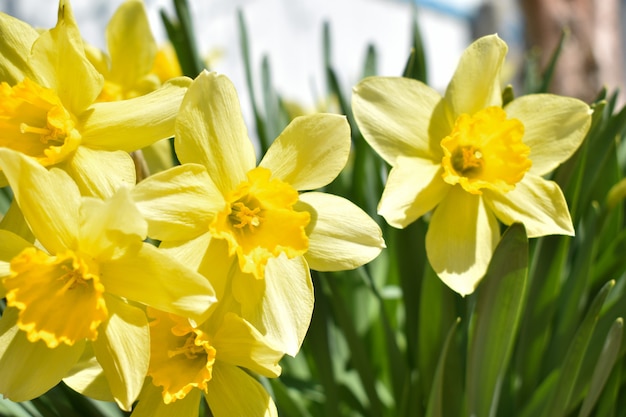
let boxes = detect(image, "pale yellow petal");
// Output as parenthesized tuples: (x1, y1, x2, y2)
(444, 34, 506, 118)
(61, 147, 136, 198)
(236, 254, 313, 356)
(352, 76, 447, 164)
(0, 307, 86, 401)
(78, 187, 147, 261)
(100, 243, 216, 323)
(79, 77, 191, 151)
(505, 94, 592, 176)
(107, 0, 156, 89)
(29, 0, 104, 113)
(133, 164, 225, 242)
(259, 114, 350, 190)
(425, 187, 500, 296)
(175, 70, 256, 194)
(205, 362, 278, 417)
(93, 294, 149, 411)
(298, 192, 385, 271)
(378, 156, 450, 228)
(63, 343, 114, 402)
(130, 383, 201, 417)
(0, 229, 33, 263)
(484, 175, 574, 237)
(0, 12, 39, 84)
(0, 148, 79, 253)
(212, 312, 283, 377)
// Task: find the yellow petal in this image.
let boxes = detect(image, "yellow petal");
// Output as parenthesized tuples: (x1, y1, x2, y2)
(147, 308, 216, 404)
(5, 248, 108, 348)
(78, 187, 147, 261)
(63, 343, 114, 402)
(194, 236, 237, 301)
(425, 186, 500, 295)
(205, 361, 278, 417)
(131, 383, 201, 417)
(0, 229, 33, 264)
(100, 243, 216, 323)
(378, 156, 450, 228)
(0, 307, 86, 402)
(106, 0, 156, 90)
(484, 175, 574, 237)
(0, 12, 39, 85)
(0, 148, 79, 253)
(133, 164, 225, 242)
(505, 94, 592, 176)
(212, 312, 283, 377)
(93, 294, 149, 411)
(79, 77, 191, 152)
(29, 0, 104, 114)
(259, 114, 350, 190)
(444, 34, 506, 118)
(61, 147, 136, 198)
(352, 76, 447, 165)
(299, 192, 385, 271)
(175, 71, 256, 194)
(236, 254, 313, 356)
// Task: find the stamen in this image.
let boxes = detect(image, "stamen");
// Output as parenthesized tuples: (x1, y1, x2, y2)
(168, 334, 206, 359)
(229, 201, 262, 229)
(20, 123, 52, 139)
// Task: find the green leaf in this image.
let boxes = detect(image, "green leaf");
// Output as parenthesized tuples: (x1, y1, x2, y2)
(541, 279, 616, 417)
(466, 223, 528, 417)
(425, 318, 460, 417)
(578, 317, 623, 417)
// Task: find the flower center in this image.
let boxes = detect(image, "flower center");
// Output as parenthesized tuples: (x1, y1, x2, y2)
(3, 247, 107, 348)
(148, 309, 216, 404)
(210, 166, 310, 279)
(0, 78, 81, 166)
(440, 106, 531, 194)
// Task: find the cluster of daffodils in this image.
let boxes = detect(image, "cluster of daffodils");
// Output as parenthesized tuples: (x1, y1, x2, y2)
(0, 0, 592, 415)
(0, 1, 384, 415)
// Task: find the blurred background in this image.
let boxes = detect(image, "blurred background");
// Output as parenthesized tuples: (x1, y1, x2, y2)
(2, 0, 624, 123)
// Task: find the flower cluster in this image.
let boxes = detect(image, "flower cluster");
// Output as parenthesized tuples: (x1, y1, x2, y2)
(0, 1, 384, 415)
(0, 0, 592, 416)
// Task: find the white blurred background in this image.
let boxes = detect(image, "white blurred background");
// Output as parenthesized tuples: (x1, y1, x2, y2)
(0, 0, 527, 123)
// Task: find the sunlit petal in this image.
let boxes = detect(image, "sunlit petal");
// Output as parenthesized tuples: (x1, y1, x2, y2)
(352, 76, 447, 164)
(100, 243, 216, 323)
(205, 362, 278, 417)
(63, 343, 114, 402)
(0, 12, 38, 84)
(133, 164, 224, 242)
(425, 187, 500, 295)
(505, 94, 592, 176)
(175, 71, 256, 194)
(484, 175, 575, 237)
(61, 147, 136, 198)
(0, 307, 85, 401)
(93, 294, 149, 411)
(80, 77, 191, 151)
(298, 192, 385, 271)
(0, 148, 79, 253)
(378, 156, 450, 228)
(444, 34, 506, 118)
(260, 114, 350, 190)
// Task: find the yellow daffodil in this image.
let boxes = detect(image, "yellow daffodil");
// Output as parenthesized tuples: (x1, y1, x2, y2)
(352, 34, 592, 295)
(130, 307, 282, 417)
(132, 70, 385, 355)
(0, 149, 216, 409)
(0, 0, 190, 198)
(87, 0, 179, 102)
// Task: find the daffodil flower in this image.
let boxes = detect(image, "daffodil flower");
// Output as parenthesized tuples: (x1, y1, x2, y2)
(0, 149, 216, 409)
(0, 0, 190, 198)
(86, 0, 170, 102)
(132, 70, 385, 355)
(352, 34, 592, 295)
(130, 307, 282, 417)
